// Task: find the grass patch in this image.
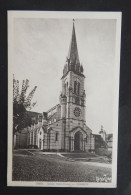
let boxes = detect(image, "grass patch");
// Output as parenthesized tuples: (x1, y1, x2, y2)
(13, 153, 111, 182)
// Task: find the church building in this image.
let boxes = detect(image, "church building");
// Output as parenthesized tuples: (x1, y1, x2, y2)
(15, 21, 95, 152)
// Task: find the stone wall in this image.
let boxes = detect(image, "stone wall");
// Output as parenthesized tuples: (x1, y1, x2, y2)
(15, 129, 28, 149)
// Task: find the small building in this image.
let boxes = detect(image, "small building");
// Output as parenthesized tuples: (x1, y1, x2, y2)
(94, 126, 113, 152)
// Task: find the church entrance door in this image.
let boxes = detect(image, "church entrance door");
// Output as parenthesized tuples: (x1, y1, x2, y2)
(74, 131, 83, 151)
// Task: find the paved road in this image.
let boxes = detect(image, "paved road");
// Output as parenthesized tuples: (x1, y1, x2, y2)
(13, 151, 111, 182)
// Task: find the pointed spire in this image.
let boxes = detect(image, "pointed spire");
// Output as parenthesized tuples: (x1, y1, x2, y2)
(62, 20, 85, 79)
(68, 20, 80, 66)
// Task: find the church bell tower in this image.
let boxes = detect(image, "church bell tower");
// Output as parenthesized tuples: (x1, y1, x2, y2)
(60, 20, 86, 124)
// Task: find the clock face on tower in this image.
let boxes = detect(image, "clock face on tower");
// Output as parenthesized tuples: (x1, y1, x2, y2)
(74, 107, 81, 117)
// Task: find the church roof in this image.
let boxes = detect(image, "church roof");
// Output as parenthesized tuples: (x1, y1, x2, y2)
(28, 111, 42, 118)
(28, 111, 42, 124)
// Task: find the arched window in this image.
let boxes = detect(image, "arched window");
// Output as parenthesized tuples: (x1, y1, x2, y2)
(86, 135, 88, 143)
(75, 97, 80, 105)
(74, 81, 77, 94)
(78, 82, 80, 95)
(34, 131, 37, 145)
(64, 83, 66, 94)
(67, 82, 68, 93)
(31, 131, 33, 145)
(55, 132, 59, 141)
(81, 99, 84, 106)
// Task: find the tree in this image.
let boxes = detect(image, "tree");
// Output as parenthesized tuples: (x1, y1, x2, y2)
(13, 75, 37, 134)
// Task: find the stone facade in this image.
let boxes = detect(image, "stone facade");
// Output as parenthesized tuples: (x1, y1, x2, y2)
(15, 22, 95, 152)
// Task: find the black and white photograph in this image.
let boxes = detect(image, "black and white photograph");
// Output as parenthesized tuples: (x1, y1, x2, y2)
(8, 11, 121, 188)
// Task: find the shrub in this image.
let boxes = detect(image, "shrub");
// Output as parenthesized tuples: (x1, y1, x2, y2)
(95, 148, 112, 157)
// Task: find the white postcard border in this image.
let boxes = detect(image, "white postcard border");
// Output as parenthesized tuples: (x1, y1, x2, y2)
(8, 11, 122, 188)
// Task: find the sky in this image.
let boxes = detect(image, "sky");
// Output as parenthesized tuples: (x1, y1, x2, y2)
(13, 18, 117, 134)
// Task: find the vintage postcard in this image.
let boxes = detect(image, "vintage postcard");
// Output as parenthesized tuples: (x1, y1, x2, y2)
(8, 11, 121, 187)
